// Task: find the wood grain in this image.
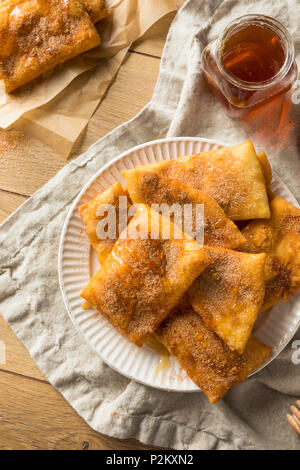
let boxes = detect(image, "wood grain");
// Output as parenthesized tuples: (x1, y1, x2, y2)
(0, 9, 179, 450)
(0, 129, 65, 196)
(0, 371, 154, 450)
(0, 190, 27, 224)
(71, 51, 161, 158)
(0, 314, 45, 381)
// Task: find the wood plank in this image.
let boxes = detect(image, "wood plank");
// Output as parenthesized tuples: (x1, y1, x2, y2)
(0, 129, 65, 197)
(0, 52, 160, 196)
(71, 51, 160, 157)
(0, 314, 46, 381)
(0, 190, 27, 223)
(0, 370, 156, 450)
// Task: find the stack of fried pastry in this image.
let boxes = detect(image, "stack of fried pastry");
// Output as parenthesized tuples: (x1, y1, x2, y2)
(0, 0, 109, 92)
(79, 140, 300, 403)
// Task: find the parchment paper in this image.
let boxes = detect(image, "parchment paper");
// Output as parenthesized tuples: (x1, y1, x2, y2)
(0, 0, 176, 157)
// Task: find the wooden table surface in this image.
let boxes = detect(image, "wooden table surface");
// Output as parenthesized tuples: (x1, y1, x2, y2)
(0, 9, 181, 450)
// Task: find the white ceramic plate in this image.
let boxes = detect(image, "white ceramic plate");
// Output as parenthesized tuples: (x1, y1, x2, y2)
(58, 137, 300, 392)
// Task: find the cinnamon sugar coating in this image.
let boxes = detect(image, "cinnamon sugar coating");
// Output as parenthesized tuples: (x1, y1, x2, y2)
(122, 169, 245, 249)
(240, 194, 300, 311)
(189, 246, 266, 354)
(79, 182, 131, 264)
(133, 141, 270, 221)
(80, 0, 109, 23)
(81, 204, 212, 346)
(156, 301, 271, 403)
(0, 0, 100, 92)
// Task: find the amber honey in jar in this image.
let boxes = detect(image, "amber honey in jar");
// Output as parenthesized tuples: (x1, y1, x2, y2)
(202, 15, 298, 115)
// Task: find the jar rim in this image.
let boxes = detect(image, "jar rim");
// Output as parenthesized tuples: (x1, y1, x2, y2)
(216, 14, 295, 90)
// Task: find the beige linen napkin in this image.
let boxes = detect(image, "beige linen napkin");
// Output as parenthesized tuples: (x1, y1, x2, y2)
(0, 0, 300, 450)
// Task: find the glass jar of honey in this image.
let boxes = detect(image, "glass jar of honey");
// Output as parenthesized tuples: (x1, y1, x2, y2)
(202, 14, 298, 116)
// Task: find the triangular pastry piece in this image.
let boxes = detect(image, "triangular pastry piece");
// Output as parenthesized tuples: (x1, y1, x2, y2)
(188, 246, 266, 354)
(0, 0, 100, 92)
(81, 204, 212, 346)
(122, 169, 245, 249)
(79, 182, 131, 264)
(156, 300, 271, 403)
(240, 195, 300, 311)
(131, 141, 270, 221)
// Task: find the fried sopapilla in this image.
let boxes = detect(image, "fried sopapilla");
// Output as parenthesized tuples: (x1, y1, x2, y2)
(80, 0, 109, 23)
(0, 0, 101, 92)
(240, 194, 300, 311)
(122, 169, 245, 249)
(156, 300, 271, 403)
(79, 182, 131, 264)
(188, 246, 266, 354)
(81, 204, 212, 346)
(129, 141, 270, 221)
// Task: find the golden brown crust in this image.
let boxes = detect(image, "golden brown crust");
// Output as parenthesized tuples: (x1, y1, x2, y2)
(79, 182, 131, 264)
(80, 0, 109, 23)
(240, 195, 300, 311)
(122, 169, 245, 249)
(134, 141, 270, 221)
(155, 301, 271, 403)
(257, 151, 272, 195)
(81, 204, 212, 346)
(0, 0, 100, 92)
(188, 246, 266, 354)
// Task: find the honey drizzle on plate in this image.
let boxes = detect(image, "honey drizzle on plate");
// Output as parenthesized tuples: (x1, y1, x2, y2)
(81, 301, 91, 310)
(155, 355, 171, 376)
(145, 336, 171, 376)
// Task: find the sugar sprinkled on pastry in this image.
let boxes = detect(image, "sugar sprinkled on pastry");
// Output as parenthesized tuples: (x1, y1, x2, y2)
(80, 0, 109, 23)
(81, 204, 212, 346)
(0, 0, 100, 92)
(188, 246, 266, 354)
(133, 141, 270, 221)
(156, 300, 271, 403)
(240, 194, 300, 311)
(79, 182, 131, 264)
